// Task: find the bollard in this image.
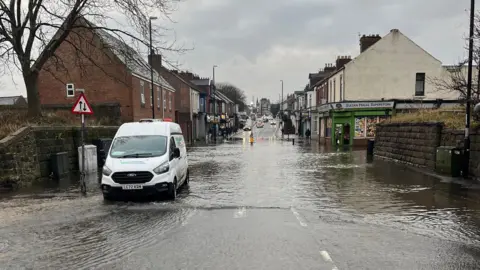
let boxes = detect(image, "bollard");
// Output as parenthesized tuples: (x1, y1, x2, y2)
(292, 138, 295, 145)
(367, 139, 375, 156)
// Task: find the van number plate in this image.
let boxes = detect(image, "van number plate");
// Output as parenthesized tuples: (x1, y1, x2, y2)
(122, 184, 143, 190)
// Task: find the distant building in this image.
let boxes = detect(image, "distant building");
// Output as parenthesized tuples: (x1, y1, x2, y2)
(0, 95, 27, 106)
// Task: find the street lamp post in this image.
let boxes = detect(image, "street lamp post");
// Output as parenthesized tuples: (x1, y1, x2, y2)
(149, 16, 157, 119)
(213, 65, 218, 142)
(464, 0, 475, 178)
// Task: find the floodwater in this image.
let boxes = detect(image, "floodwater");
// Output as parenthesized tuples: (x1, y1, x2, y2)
(1, 124, 480, 269)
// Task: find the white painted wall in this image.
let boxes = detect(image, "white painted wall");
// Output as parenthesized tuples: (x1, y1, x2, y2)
(339, 29, 459, 101)
(190, 89, 199, 114)
(306, 91, 316, 109)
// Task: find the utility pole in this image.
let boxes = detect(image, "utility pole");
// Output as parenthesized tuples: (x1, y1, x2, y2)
(149, 16, 157, 119)
(464, 0, 475, 178)
(213, 65, 217, 142)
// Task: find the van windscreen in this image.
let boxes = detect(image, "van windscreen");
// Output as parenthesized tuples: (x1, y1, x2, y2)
(110, 135, 167, 158)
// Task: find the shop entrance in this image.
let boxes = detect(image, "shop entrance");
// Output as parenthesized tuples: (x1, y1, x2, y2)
(333, 123, 351, 146)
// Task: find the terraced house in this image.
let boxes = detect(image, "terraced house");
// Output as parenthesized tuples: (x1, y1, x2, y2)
(37, 18, 176, 122)
(312, 29, 463, 147)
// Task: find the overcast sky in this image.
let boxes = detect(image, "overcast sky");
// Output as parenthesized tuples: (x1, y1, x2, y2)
(0, 0, 471, 103)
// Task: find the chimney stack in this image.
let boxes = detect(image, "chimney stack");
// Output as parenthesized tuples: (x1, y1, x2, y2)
(335, 56, 352, 70)
(324, 63, 336, 73)
(359, 34, 381, 53)
(148, 54, 162, 71)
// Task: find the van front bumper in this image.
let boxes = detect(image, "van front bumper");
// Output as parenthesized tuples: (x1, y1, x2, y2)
(100, 172, 173, 199)
(101, 182, 173, 198)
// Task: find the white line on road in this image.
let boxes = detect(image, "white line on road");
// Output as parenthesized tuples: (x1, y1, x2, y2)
(233, 207, 247, 218)
(320, 250, 339, 270)
(290, 207, 307, 227)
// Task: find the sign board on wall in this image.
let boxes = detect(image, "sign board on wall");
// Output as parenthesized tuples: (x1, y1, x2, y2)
(334, 101, 394, 110)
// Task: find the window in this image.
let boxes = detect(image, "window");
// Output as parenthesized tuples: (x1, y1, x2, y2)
(150, 85, 153, 107)
(329, 81, 332, 102)
(169, 94, 172, 111)
(339, 75, 343, 101)
(66, 83, 75, 97)
(110, 135, 167, 158)
(169, 137, 176, 161)
(415, 73, 425, 96)
(157, 87, 161, 110)
(200, 97, 205, 112)
(140, 81, 145, 107)
(163, 90, 167, 110)
(333, 79, 336, 102)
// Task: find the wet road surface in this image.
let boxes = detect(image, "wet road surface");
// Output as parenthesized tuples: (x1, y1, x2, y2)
(1, 123, 480, 269)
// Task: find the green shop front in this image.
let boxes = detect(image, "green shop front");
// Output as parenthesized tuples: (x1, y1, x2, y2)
(329, 101, 394, 147)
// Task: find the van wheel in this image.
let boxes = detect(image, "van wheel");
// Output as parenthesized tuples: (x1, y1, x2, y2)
(168, 180, 177, 200)
(184, 170, 190, 186)
(103, 194, 114, 202)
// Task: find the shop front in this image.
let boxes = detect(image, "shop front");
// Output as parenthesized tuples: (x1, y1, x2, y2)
(330, 101, 394, 146)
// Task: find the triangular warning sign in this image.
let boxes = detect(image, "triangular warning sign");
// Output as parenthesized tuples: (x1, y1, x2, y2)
(71, 93, 93, 115)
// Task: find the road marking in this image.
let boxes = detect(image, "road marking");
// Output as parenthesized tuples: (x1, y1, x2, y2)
(234, 207, 247, 218)
(320, 250, 339, 270)
(290, 207, 307, 227)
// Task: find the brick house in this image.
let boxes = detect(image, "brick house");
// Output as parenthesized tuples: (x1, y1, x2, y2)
(37, 18, 176, 122)
(148, 54, 204, 143)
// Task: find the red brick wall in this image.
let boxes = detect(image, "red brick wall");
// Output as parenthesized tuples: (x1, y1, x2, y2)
(37, 27, 134, 121)
(157, 70, 190, 114)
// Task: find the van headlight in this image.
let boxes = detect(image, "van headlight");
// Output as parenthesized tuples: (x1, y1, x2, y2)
(153, 162, 169, 174)
(102, 166, 112, 176)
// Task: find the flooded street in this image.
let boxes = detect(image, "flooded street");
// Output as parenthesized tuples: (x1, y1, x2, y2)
(1, 125, 480, 269)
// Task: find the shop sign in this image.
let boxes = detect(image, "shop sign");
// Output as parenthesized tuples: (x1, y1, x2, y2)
(334, 101, 394, 110)
(318, 104, 332, 113)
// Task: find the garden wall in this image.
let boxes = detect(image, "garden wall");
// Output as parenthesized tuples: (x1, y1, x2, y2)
(375, 122, 480, 179)
(0, 126, 118, 188)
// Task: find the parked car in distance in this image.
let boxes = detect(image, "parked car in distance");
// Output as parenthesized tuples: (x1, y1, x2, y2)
(101, 121, 189, 201)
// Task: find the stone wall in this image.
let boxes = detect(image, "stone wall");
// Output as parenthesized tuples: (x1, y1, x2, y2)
(374, 122, 443, 169)
(0, 103, 122, 125)
(375, 122, 480, 179)
(0, 126, 118, 188)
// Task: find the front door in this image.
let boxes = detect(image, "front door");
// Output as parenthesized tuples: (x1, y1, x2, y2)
(333, 123, 351, 146)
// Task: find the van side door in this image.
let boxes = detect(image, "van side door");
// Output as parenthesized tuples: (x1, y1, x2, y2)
(169, 136, 180, 184)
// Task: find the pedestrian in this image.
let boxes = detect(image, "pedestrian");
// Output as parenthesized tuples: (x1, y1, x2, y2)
(281, 128, 284, 139)
(305, 128, 311, 141)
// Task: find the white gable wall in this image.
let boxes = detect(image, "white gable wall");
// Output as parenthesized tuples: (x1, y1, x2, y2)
(343, 30, 459, 101)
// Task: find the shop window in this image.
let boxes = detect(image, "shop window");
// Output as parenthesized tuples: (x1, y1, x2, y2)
(354, 116, 390, 138)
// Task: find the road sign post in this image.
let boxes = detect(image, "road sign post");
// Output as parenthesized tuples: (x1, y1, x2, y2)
(71, 92, 94, 195)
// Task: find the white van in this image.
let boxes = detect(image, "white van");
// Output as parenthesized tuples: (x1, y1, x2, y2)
(100, 121, 189, 201)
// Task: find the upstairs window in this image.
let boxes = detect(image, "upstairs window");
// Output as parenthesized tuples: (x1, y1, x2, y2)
(415, 73, 425, 96)
(339, 75, 343, 101)
(150, 85, 153, 107)
(140, 81, 145, 107)
(163, 90, 167, 110)
(66, 83, 74, 97)
(157, 87, 161, 110)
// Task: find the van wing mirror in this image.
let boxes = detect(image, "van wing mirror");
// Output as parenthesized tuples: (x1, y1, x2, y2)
(173, 148, 181, 158)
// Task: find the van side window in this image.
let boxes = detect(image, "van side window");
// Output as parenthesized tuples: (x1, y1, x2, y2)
(169, 137, 176, 161)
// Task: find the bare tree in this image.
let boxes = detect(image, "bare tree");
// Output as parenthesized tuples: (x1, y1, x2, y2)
(0, 0, 183, 117)
(216, 82, 247, 111)
(429, 12, 480, 104)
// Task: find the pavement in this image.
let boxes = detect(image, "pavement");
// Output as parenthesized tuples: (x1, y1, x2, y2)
(1, 122, 480, 269)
